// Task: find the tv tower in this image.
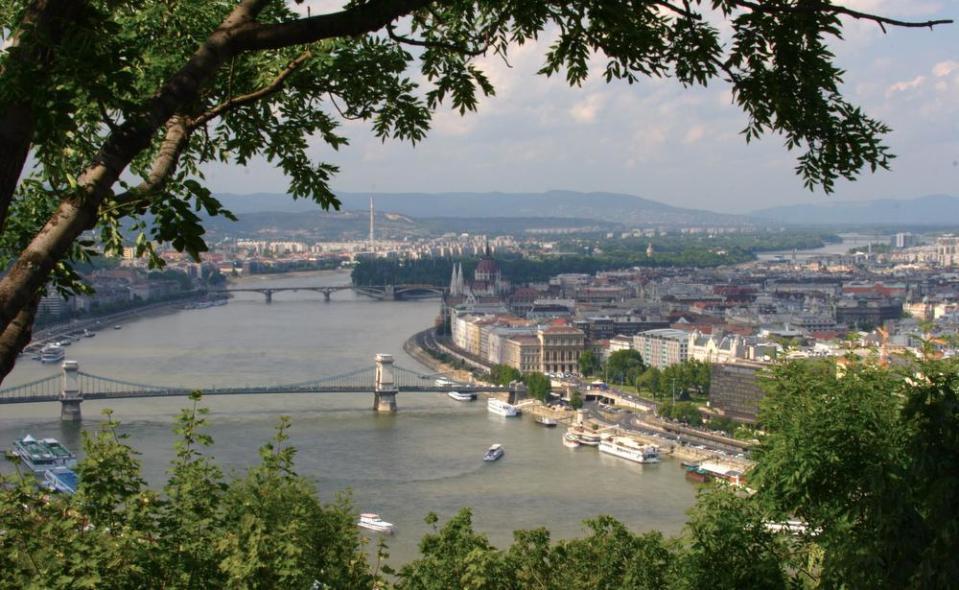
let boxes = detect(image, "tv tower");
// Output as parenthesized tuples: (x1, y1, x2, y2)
(369, 196, 375, 255)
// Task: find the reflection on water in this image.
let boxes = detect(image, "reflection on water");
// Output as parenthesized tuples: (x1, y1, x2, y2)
(0, 270, 697, 566)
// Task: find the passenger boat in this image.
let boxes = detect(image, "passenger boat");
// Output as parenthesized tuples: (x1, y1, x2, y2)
(39, 343, 65, 364)
(434, 377, 453, 387)
(563, 433, 581, 448)
(487, 398, 519, 417)
(447, 391, 476, 402)
(598, 436, 661, 464)
(113, 325, 122, 330)
(483, 443, 504, 462)
(683, 461, 746, 487)
(11, 435, 77, 472)
(567, 426, 600, 446)
(357, 513, 394, 534)
(42, 468, 79, 495)
(535, 416, 558, 427)
(83, 329, 95, 338)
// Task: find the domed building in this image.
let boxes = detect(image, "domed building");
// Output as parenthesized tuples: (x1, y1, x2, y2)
(469, 242, 509, 297)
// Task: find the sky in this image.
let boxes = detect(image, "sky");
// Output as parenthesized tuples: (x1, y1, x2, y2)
(205, 1, 959, 214)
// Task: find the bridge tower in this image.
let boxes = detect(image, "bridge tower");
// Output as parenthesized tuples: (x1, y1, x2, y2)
(60, 360, 82, 422)
(373, 353, 398, 412)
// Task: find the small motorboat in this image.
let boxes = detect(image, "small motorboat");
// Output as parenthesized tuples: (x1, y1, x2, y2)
(357, 513, 394, 534)
(113, 325, 122, 330)
(447, 391, 476, 402)
(563, 433, 581, 448)
(483, 443, 504, 462)
(536, 416, 558, 427)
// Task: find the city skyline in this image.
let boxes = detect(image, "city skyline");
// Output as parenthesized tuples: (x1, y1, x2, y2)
(203, 1, 959, 214)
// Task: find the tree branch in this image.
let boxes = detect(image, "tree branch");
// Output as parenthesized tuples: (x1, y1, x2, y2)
(0, 0, 89, 233)
(188, 50, 312, 129)
(730, 0, 953, 29)
(230, 0, 433, 52)
(385, 23, 488, 57)
(0, 294, 40, 382)
(110, 116, 191, 213)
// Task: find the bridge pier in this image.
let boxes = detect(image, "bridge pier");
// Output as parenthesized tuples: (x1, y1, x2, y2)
(322, 290, 332, 302)
(263, 289, 273, 303)
(373, 353, 398, 412)
(60, 360, 82, 422)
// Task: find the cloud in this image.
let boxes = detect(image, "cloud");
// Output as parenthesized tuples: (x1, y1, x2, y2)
(933, 60, 959, 78)
(683, 125, 706, 144)
(569, 94, 606, 123)
(885, 75, 926, 97)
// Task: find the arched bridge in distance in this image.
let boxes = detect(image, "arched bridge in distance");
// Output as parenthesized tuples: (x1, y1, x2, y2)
(0, 354, 510, 421)
(212, 284, 446, 302)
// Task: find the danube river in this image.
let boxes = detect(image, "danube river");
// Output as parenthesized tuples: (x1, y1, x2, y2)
(0, 270, 696, 565)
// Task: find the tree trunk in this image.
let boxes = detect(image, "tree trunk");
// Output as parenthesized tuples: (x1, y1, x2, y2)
(0, 295, 40, 382)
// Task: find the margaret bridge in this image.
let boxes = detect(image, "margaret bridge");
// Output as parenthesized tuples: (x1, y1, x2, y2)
(0, 354, 511, 421)
(213, 284, 446, 303)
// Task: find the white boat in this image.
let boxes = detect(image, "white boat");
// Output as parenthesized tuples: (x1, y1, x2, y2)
(599, 436, 661, 464)
(487, 398, 519, 417)
(357, 513, 394, 533)
(39, 344, 65, 364)
(434, 377, 453, 387)
(11, 435, 77, 472)
(483, 443, 504, 462)
(568, 426, 601, 446)
(447, 391, 475, 402)
(563, 433, 581, 448)
(536, 416, 558, 427)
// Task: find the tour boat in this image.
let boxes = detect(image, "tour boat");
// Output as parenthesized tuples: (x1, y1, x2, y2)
(42, 467, 79, 495)
(11, 435, 77, 472)
(357, 513, 394, 534)
(563, 433, 581, 448)
(683, 461, 746, 487)
(535, 416, 558, 427)
(483, 443, 504, 462)
(598, 436, 661, 464)
(39, 343, 65, 364)
(434, 377, 453, 387)
(83, 329, 95, 338)
(447, 390, 476, 402)
(487, 398, 519, 417)
(567, 426, 601, 446)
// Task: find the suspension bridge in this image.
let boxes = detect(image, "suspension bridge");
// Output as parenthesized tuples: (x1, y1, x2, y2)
(0, 354, 509, 421)
(213, 284, 446, 302)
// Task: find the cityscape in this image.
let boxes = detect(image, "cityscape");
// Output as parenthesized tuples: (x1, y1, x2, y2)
(1, 1, 957, 589)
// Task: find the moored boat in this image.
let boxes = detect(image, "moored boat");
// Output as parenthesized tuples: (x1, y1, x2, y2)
(567, 426, 601, 446)
(42, 468, 79, 495)
(11, 435, 77, 472)
(535, 416, 558, 427)
(563, 433, 581, 448)
(683, 461, 746, 487)
(487, 398, 519, 417)
(447, 391, 476, 402)
(483, 443, 504, 462)
(598, 436, 661, 464)
(39, 343, 65, 364)
(357, 513, 394, 533)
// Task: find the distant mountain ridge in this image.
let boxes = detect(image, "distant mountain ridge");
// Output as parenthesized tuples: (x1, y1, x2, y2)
(751, 194, 959, 226)
(213, 190, 755, 227)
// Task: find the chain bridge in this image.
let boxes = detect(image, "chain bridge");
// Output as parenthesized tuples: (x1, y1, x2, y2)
(0, 354, 507, 421)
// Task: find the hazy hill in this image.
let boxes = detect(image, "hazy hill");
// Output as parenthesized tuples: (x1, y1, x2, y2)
(751, 194, 959, 226)
(213, 190, 755, 227)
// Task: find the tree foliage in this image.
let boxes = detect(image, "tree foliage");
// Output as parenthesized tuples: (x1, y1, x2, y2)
(0, 0, 951, 382)
(577, 350, 600, 377)
(489, 363, 522, 387)
(3, 357, 959, 588)
(605, 349, 645, 384)
(523, 371, 551, 402)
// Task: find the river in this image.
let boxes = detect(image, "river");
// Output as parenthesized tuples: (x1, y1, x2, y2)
(755, 232, 890, 261)
(0, 269, 696, 566)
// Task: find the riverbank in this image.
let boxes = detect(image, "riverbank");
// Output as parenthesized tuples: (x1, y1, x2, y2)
(29, 291, 212, 351)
